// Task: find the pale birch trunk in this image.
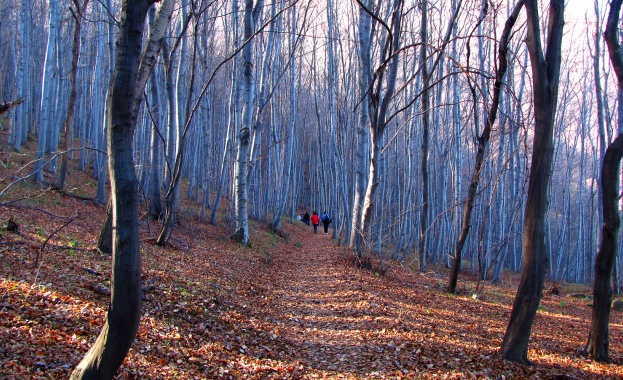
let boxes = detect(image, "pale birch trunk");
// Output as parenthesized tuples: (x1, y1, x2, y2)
(270, 4, 296, 232)
(350, 0, 372, 254)
(234, 0, 262, 245)
(211, 0, 241, 225)
(359, 0, 403, 257)
(148, 7, 163, 220)
(34, 0, 59, 183)
(11, 0, 30, 152)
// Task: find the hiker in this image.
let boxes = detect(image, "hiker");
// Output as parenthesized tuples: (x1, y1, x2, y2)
(321, 211, 332, 234)
(303, 211, 310, 226)
(310, 211, 320, 233)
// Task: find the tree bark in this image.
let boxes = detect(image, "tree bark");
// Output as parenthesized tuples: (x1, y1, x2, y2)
(360, 0, 403, 255)
(34, 0, 59, 183)
(270, 4, 296, 233)
(349, 0, 372, 254)
(234, 0, 262, 245)
(500, 0, 564, 365)
(56, 1, 89, 190)
(418, 0, 430, 271)
(71, 0, 174, 378)
(449, 0, 524, 294)
(584, 0, 623, 362)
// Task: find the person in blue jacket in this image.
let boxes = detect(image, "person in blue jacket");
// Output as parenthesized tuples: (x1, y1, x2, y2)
(321, 211, 332, 234)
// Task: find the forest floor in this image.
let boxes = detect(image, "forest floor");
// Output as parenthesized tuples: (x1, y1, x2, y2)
(1, 135, 623, 379)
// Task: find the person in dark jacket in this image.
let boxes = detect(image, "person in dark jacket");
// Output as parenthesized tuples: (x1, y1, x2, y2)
(303, 212, 310, 226)
(321, 211, 331, 234)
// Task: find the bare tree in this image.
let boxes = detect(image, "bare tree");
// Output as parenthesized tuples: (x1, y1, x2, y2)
(500, 0, 564, 365)
(233, 0, 264, 245)
(349, 0, 372, 254)
(448, 0, 524, 294)
(56, 0, 91, 190)
(70, 0, 174, 377)
(584, 0, 623, 363)
(34, 0, 59, 183)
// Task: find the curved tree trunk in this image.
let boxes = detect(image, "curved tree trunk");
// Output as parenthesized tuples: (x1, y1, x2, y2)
(356, 0, 403, 256)
(585, 134, 623, 361)
(448, 0, 524, 294)
(56, 0, 89, 190)
(500, 0, 564, 365)
(584, 0, 623, 362)
(71, 0, 174, 378)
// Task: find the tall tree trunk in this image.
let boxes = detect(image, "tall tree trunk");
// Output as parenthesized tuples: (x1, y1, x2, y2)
(34, 0, 59, 183)
(500, 0, 564, 365)
(157, 12, 197, 246)
(448, 0, 523, 294)
(95, 0, 116, 206)
(56, 0, 90, 190)
(418, 0, 430, 271)
(584, 0, 623, 362)
(71, 0, 174, 377)
(211, 0, 241, 225)
(271, 4, 296, 232)
(234, 0, 263, 245)
(148, 25, 163, 221)
(326, 0, 349, 240)
(594, 0, 608, 244)
(11, 0, 30, 152)
(359, 0, 403, 255)
(349, 0, 372, 254)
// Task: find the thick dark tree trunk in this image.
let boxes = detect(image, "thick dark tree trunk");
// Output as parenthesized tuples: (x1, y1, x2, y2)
(585, 135, 623, 361)
(500, 0, 564, 365)
(449, 0, 524, 294)
(70, 1, 151, 377)
(418, 0, 429, 272)
(71, 0, 174, 377)
(584, 0, 623, 362)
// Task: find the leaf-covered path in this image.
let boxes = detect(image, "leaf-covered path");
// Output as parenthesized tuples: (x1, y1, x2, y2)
(215, 222, 623, 379)
(247, 228, 396, 375)
(1, 189, 622, 379)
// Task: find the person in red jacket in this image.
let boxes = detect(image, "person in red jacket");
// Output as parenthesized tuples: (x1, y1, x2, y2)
(310, 211, 320, 234)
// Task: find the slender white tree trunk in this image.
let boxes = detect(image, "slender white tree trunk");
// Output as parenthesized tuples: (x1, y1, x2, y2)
(271, 4, 296, 232)
(349, 0, 372, 253)
(234, 0, 262, 245)
(34, 0, 59, 183)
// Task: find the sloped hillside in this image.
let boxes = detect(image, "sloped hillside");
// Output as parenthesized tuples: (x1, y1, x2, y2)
(0, 136, 622, 379)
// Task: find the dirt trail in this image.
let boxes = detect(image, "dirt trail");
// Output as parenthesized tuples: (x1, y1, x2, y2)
(240, 224, 415, 377)
(218, 222, 620, 379)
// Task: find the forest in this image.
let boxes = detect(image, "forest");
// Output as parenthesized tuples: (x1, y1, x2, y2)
(1, 0, 623, 378)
